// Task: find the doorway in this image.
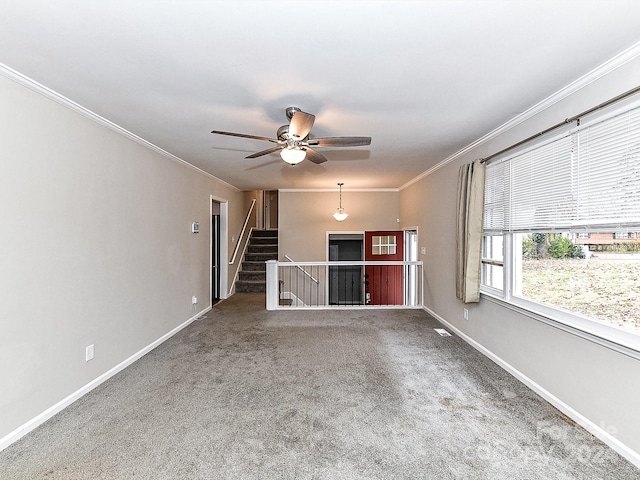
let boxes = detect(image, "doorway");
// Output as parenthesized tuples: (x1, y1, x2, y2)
(264, 190, 278, 229)
(211, 202, 221, 304)
(211, 197, 229, 304)
(328, 233, 364, 305)
(364, 230, 404, 305)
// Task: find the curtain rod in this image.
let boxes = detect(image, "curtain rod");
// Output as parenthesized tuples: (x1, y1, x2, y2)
(480, 84, 640, 164)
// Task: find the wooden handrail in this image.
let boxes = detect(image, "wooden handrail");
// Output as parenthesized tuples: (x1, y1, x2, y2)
(229, 199, 256, 265)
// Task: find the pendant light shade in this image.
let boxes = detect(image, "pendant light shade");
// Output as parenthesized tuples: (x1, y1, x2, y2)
(333, 209, 348, 222)
(333, 183, 348, 221)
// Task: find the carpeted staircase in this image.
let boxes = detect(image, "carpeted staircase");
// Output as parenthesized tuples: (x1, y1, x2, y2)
(235, 229, 278, 293)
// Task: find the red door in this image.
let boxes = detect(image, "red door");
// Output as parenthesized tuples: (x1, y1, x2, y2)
(365, 231, 404, 305)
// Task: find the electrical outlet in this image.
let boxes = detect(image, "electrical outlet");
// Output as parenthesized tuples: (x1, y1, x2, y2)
(192, 296, 198, 304)
(85, 344, 94, 362)
(463, 308, 469, 320)
(421, 247, 426, 255)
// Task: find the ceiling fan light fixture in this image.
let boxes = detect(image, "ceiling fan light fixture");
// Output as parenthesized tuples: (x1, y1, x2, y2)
(211, 106, 371, 167)
(332, 182, 348, 221)
(280, 147, 306, 165)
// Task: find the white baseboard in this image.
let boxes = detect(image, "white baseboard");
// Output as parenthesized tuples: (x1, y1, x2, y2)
(423, 305, 640, 469)
(0, 306, 211, 453)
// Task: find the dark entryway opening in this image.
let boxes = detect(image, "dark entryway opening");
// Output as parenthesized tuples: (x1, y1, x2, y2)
(328, 234, 363, 305)
(211, 207, 221, 305)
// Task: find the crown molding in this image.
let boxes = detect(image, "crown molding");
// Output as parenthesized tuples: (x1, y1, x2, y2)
(400, 40, 640, 191)
(279, 188, 399, 193)
(0, 62, 241, 193)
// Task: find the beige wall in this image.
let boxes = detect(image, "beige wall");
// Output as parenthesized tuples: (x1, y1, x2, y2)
(0, 73, 249, 442)
(400, 56, 640, 458)
(279, 190, 400, 261)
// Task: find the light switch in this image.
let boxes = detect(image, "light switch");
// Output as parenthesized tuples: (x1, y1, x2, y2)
(85, 344, 94, 362)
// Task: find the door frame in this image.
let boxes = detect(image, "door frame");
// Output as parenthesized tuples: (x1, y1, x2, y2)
(327, 231, 365, 305)
(404, 227, 419, 306)
(210, 195, 229, 303)
(326, 231, 364, 304)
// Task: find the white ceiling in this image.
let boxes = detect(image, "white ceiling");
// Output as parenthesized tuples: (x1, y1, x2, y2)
(2, 1, 640, 191)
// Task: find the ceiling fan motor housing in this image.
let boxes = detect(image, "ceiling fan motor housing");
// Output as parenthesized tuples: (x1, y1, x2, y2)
(277, 124, 290, 140)
(285, 106, 301, 121)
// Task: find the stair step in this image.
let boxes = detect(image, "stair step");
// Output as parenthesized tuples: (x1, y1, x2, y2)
(248, 244, 278, 254)
(239, 270, 266, 281)
(242, 261, 266, 271)
(251, 230, 278, 238)
(245, 252, 278, 262)
(251, 236, 278, 245)
(235, 229, 277, 294)
(236, 279, 266, 293)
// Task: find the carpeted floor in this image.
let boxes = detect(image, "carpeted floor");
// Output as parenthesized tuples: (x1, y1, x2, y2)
(1, 293, 638, 479)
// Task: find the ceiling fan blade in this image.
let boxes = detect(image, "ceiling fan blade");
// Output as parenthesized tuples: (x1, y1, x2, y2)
(289, 111, 315, 139)
(304, 147, 328, 164)
(307, 136, 372, 147)
(211, 130, 278, 143)
(245, 146, 284, 159)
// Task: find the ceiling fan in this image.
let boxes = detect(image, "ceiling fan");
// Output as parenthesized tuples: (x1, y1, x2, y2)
(211, 106, 371, 165)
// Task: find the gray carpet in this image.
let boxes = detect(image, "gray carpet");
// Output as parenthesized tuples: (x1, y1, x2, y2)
(1, 294, 638, 479)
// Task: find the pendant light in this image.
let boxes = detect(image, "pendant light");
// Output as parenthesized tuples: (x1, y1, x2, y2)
(333, 183, 348, 221)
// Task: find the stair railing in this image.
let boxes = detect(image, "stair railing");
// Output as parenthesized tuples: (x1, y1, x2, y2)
(283, 255, 320, 284)
(229, 198, 256, 265)
(229, 199, 256, 295)
(267, 260, 424, 310)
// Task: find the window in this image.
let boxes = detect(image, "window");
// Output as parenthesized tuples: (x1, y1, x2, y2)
(482, 235, 503, 290)
(482, 103, 640, 348)
(371, 235, 397, 255)
(513, 231, 639, 331)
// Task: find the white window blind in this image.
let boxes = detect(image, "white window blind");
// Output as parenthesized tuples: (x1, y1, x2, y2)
(576, 109, 640, 228)
(484, 106, 640, 233)
(483, 160, 507, 234)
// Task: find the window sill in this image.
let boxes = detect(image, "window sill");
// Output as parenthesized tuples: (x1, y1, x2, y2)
(480, 288, 640, 361)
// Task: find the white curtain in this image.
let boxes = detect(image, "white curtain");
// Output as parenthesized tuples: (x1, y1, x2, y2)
(456, 160, 486, 303)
